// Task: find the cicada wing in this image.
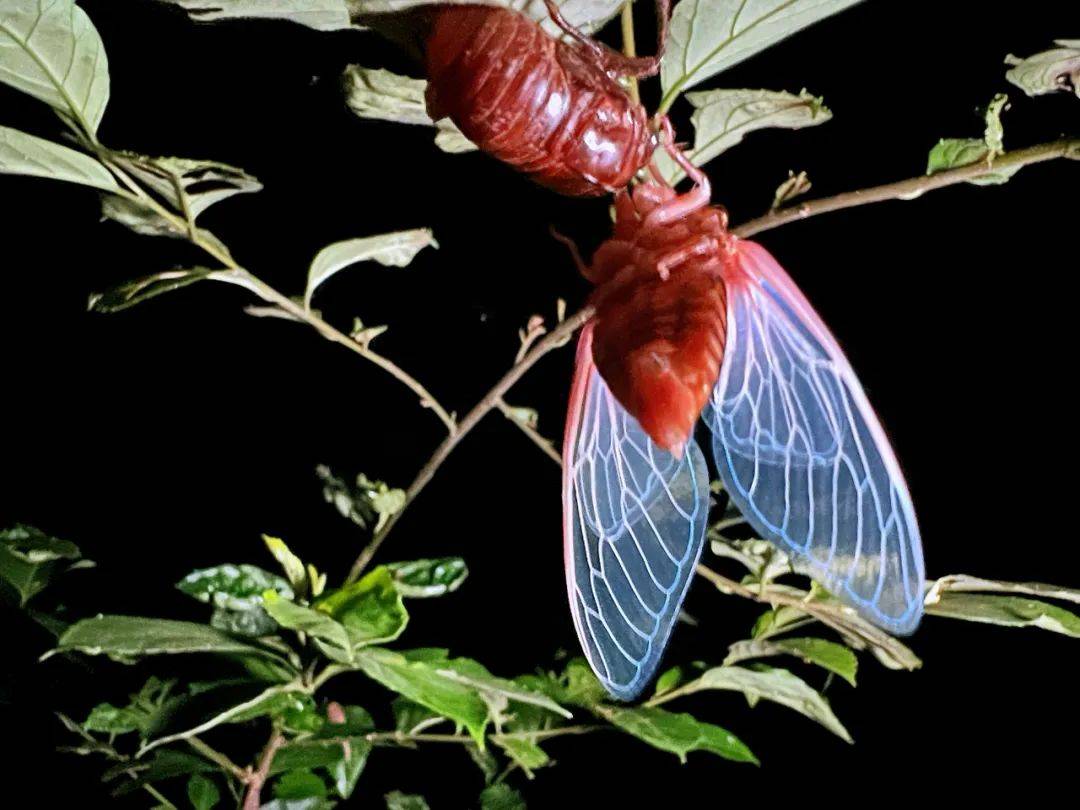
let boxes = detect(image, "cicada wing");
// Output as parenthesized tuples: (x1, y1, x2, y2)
(706, 240, 925, 633)
(563, 324, 710, 700)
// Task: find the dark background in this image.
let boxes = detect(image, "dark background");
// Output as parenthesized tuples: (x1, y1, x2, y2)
(3, 0, 1079, 805)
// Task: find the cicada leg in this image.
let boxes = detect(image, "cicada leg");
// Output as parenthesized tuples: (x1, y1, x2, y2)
(542, 0, 670, 79)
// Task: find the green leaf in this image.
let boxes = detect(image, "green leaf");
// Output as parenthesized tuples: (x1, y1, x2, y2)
(83, 676, 178, 738)
(661, 665, 852, 742)
(274, 770, 328, 800)
(598, 705, 757, 764)
(480, 783, 527, 810)
(155, 0, 350, 30)
(317, 466, 406, 533)
(353, 647, 490, 746)
(656, 89, 831, 185)
(0, 126, 118, 191)
(314, 567, 409, 649)
(210, 605, 279, 638)
(108, 750, 217, 796)
(0, 0, 110, 135)
(924, 593, 1080, 637)
(724, 637, 857, 686)
(429, 657, 573, 723)
(177, 563, 294, 611)
(263, 535, 308, 593)
(392, 696, 441, 733)
(926, 574, 1080, 606)
(0, 524, 79, 562)
(187, 774, 221, 810)
(140, 684, 302, 754)
(492, 735, 549, 776)
(652, 666, 685, 697)
(304, 228, 437, 310)
(385, 558, 468, 598)
(327, 740, 370, 799)
(926, 138, 1017, 186)
(341, 65, 476, 154)
(1005, 40, 1080, 98)
(0, 524, 88, 605)
(88, 268, 219, 313)
(262, 591, 353, 664)
(660, 0, 862, 106)
(548, 658, 608, 708)
(53, 616, 283, 661)
(385, 792, 430, 810)
(108, 151, 261, 218)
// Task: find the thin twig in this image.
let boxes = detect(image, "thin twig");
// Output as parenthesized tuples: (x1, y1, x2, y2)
(101, 157, 457, 434)
(344, 307, 592, 583)
(241, 732, 285, 810)
(734, 139, 1080, 238)
(364, 724, 604, 747)
(187, 736, 248, 782)
(495, 398, 562, 465)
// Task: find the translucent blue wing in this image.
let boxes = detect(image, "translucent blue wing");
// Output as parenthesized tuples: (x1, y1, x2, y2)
(706, 240, 925, 633)
(563, 324, 710, 700)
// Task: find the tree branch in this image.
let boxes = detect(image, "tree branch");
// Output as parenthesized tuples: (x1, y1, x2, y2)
(241, 732, 284, 810)
(734, 139, 1080, 238)
(344, 307, 592, 583)
(345, 137, 1080, 580)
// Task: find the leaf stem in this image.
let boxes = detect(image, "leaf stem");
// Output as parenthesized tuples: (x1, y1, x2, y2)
(344, 307, 592, 583)
(620, 1, 640, 105)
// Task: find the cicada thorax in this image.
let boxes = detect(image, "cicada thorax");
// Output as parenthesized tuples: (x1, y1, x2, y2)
(587, 183, 734, 452)
(423, 4, 655, 196)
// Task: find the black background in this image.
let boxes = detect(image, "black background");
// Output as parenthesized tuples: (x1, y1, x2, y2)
(3, 0, 1079, 806)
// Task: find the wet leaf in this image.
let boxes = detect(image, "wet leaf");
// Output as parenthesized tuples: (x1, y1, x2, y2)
(177, 564, 294, 611)
(304, 228, 437, 309)
(0, 0, 110, 134)
(661, 0, 862, 104)
(385, 558, 468, 598)
(1, 126, 118, 191)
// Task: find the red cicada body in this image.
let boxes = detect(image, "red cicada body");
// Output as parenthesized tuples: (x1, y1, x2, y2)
(424, 1, 666, 196)
(562, 134, 925, 700)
